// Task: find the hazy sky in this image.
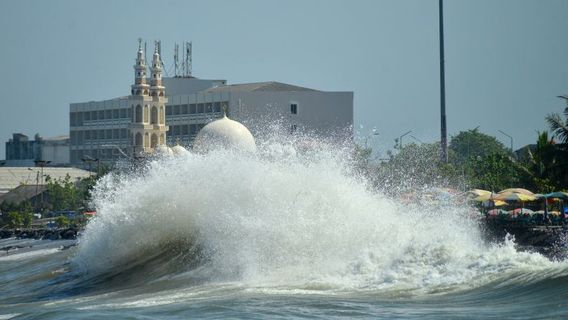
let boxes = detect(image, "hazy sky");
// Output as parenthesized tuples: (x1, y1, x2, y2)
(1, 0, 567, 158)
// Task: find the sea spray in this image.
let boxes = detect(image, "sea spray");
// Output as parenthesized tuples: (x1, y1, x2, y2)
(73, 138, 563, 296)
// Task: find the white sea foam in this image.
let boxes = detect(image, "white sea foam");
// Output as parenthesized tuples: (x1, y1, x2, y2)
(0, 248, 61, 261)
(73, 137, 566, 296)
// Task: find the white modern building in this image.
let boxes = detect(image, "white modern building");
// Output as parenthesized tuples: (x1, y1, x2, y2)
(69, 41, 353, 165)
(5, 133, 70, 167)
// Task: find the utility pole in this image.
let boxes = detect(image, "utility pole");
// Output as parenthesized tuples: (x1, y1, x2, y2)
(34, 160, 50, 212)
(439, 0, 448, 163)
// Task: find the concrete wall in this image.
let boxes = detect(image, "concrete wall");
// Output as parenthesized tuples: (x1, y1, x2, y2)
(229, 91, 353, 138)
(41, 144, 70, 165)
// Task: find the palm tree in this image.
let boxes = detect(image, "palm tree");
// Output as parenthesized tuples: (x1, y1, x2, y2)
(545, 107, 568, 189)
(546, 106, 568, 144)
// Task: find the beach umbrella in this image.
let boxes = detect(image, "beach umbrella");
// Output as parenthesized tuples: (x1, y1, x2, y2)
(498, 188, 534, 195)
(474, 192, 498, 202)
(493, 192, 537, 202)
(512, 208, 535, 215)
(544, 191, 568, 200)
(482, 200, 508, 207)
(465, 189, 491, 199)
(493, 200, 508, 207)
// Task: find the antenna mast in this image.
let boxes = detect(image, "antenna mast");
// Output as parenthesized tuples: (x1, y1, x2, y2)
(174, 43, 179, 77)
(186, 41, 192, 77)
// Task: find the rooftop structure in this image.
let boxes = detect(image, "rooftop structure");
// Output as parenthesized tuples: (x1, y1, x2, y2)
(0, 167, 91, 195)
(5, 133, 70, 167)
(69, 40, 353, 165)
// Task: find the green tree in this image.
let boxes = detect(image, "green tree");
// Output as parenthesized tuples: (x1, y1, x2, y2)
(466, 153, 521, 192)
(55, 215, 70, 228)
(374, 142, 462, 193)
(515, 131, 559, 192)
(46, 174, 79, 211)
(22, 212, 33, 228)
(449, 128, 509, 165)
(546, 106, 568, 144)
(6, 211, 23, 228)
(544, 106, 568, 189)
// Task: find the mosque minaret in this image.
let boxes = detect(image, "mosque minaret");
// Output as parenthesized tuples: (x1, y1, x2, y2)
(128, 40, 169, 156)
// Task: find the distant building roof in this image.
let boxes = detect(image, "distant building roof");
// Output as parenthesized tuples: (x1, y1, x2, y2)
(204, 81, 319, 93)
(0, 184, 47, 205)
(0, 167, 91, 194)
(45, 135, 69, 141)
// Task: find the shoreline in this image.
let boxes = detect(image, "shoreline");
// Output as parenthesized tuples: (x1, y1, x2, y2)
(0, 228, 79, 240)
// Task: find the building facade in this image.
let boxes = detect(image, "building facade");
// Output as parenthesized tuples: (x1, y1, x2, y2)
(69, 42, 353, 165)
(5, 133, 70, 167)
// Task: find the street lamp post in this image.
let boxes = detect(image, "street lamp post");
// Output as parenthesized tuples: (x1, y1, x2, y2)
(410, 135, 424, 144)
(439, 0, 448, 163)
(34, 160, 51, 212)
(498, 130, 514, 154)
(399, 130, 412, 148)
(81, 156, 99, 177)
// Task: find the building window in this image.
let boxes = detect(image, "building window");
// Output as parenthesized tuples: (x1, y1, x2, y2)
(190, 104, 196, 114)
(214, 102, 221, 113)
(291, 103, 298, 115)
(197, 103, 204, 113)
(76, 112, 83, 126)
(144, 105, 149, 123)
(84, 111, 91, 121)
(98, 110, 105, 120)
(151, 134, 158, 148)
(77, 131, 84, 144)
(206, 103, 213, 113)
(182, 125, 188, 135)
(174, 105, 180, 115)
(135, 133, 142, 146)
(120, 109, 127, 118)
(151, 106, 158, 124)
(166, 105, 172, 115)
(182, 104, 188, 114)
(135, 105, 142, 122)
(113, 109, 119, 119)
(92, 111, 98, 120)
(70, 112, 76, 126)
(105, 109, 112, 119)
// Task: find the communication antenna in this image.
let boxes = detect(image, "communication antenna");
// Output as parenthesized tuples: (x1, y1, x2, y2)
(174, 43, 179, 77)
(156, 40, 169, 76)
(181, 42, 186, 77)
(187, 41, 192, 77)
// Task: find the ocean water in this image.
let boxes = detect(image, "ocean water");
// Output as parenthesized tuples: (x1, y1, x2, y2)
(2, 138, 568, 319)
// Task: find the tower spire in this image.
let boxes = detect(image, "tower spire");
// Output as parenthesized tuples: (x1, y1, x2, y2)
(131, 38, 149, 96)
(150, 40, 164, 97)
(129, 39, 169, 156)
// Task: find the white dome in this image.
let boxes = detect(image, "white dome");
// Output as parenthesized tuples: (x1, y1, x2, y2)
(193, 115, 256, 153)
(171, 145, 188, 156)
